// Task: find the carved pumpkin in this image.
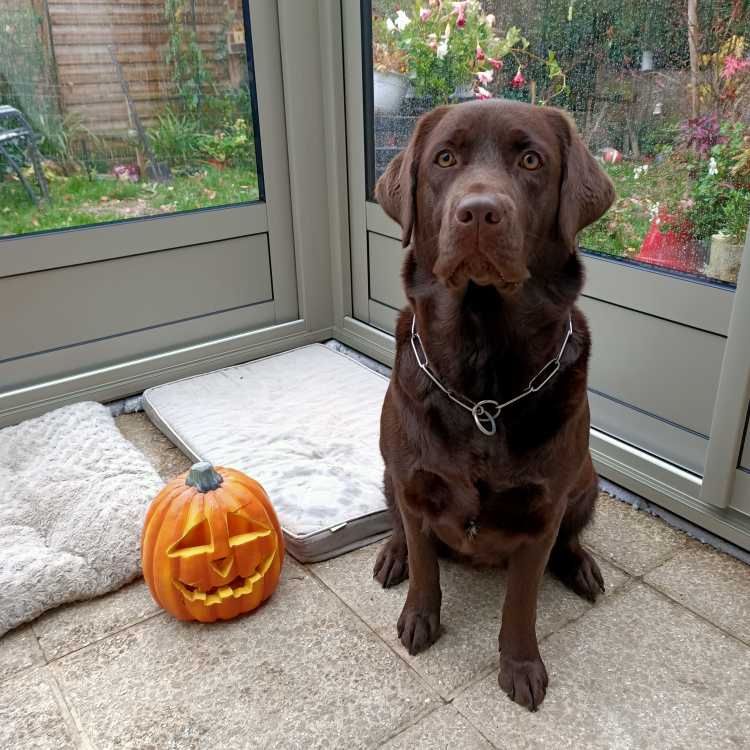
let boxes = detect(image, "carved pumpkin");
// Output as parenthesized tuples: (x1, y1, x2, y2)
(142, 462, 284, 622)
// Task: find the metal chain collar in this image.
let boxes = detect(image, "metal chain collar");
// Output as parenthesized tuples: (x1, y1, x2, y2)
(410, 314, 574, 436)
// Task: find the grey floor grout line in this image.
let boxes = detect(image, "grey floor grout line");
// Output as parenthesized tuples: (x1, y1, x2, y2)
(446, 576, 640, 708)
(368, 702, 446, 749)
(641, 579, 750, 649)
(585, 545, 634, 579)
(303, 564, 446, 702)
(450, 695, 516, 750)
(444, 663, 499, 703)
(34, 609, 166, 668)
(584, 531, 691, 579)
(600, 479, 750, 566)
(45, 663, 96, 750)
(368, 700, 441, 750)
(446, 581, 641, 744)
(585, 542, 750, 650)
(447, 575, 744, 750)
(371, 699, 499, 750)
(0, 661, 39, 688)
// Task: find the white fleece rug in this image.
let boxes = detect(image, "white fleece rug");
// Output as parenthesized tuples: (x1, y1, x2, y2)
(144, 344, 391, 562)
(0, 402, 163, 637)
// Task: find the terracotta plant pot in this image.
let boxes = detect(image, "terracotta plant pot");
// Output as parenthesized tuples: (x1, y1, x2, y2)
(635, 215, 704, 274)
(706, 232, 743, 283)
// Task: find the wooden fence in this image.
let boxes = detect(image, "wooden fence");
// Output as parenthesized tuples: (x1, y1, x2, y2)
(1, 0, 246, 139)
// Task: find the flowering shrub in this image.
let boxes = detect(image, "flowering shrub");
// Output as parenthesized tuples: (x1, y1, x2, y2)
(699, 35, 750, 119)
(375, 1, 565, 104)
(688, 121, 750, 244)
(680, 112, 725, 158)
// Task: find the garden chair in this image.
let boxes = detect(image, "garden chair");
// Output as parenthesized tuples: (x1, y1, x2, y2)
(0, 105, 50, 205)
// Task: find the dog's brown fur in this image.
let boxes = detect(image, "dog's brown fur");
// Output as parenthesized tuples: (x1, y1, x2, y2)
(372, 99, 614, 711)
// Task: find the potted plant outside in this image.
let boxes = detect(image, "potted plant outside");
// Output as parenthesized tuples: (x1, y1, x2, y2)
(687, 121, 750, 283)
(373, 2, 566, 177)
(373, 40, 410, 114)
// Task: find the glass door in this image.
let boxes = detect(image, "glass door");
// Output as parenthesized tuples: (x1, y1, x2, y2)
(340, 0, 750, 549)
(0, 0, 297, 425)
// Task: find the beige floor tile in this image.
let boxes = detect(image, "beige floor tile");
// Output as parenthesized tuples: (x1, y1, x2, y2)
(32, 578, 161, 661)
(583, 494, 689, 575)
(52, 561, 436, 750)
(312, 541, 628, 699)
(116, 412, 192, 481)
(454, 584, 750, 749)
(379, 704, 492, 749)
(0, 667, 79, 750)
(645, 543, 750, 644)
(0, 624, 44, 683)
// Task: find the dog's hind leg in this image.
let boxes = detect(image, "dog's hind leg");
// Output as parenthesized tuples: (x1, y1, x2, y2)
(373, 470, 409, 588)
(548, 463, 605, 602)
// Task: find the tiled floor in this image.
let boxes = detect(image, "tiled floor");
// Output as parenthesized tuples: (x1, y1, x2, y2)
(2, 412, 749, 750)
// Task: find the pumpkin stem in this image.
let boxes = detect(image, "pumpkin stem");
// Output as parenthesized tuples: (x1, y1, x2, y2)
(186, 462, 224, 492)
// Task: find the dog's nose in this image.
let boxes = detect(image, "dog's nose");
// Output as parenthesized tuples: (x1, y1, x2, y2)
(455, 194, 503, 226)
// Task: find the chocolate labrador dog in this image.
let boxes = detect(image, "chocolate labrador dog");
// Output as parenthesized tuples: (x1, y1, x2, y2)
(373, 99, 614, 711)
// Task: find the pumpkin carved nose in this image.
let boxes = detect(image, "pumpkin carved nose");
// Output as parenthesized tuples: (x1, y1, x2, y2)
(210, 555, 234, 577)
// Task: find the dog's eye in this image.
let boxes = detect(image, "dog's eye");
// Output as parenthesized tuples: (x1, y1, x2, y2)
(435, 149, 457, 168)
(520, 151, 543, 170)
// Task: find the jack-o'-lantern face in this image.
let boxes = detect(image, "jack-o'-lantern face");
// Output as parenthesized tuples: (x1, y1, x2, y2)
(142, 463, 284, 622)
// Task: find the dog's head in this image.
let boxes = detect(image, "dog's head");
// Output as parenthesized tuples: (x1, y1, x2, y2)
(375, 99, 614, 295)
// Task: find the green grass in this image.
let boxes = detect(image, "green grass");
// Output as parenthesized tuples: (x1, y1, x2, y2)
(0, 165, 260, 237)
(3, 156, 694, 259)
(580, 158, 692, 258)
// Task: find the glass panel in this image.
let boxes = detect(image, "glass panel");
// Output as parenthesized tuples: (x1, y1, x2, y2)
(367, 0, 749, 286)
(0, 0, 261, 239)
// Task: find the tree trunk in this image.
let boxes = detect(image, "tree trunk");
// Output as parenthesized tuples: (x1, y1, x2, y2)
(687, 0, 700, 118)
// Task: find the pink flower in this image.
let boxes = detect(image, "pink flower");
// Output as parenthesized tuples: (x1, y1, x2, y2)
(452, 2, 467, 27)
(419, 6, 432, 21)
(511, 67, 526, 89)
(489, 57, 503, 71)
(475, 86, 492, 100)
(476, 69, 493, 86)
(427, 33, 438, 50)
(722, 55, 750, 79)
(476, 44, 485, 61)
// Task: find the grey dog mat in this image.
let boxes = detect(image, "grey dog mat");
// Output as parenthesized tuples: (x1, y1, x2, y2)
(0, 402, 163, 637)
(143, 345, 392, 562)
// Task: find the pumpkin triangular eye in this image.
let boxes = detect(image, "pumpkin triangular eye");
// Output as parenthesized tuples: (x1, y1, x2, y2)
(227, 510, 272, 547)
(167, 518, 213, 558)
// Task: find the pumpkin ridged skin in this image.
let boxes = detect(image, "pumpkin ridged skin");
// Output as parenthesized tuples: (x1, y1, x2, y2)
(141, 466, 284, 622)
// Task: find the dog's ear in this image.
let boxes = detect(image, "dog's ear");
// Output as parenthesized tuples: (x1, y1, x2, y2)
(548, 108, 615, 253)
(375, 106, 451, 248)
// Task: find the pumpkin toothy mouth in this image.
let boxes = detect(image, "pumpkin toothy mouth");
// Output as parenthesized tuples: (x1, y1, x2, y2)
(173, 552, 276, 606)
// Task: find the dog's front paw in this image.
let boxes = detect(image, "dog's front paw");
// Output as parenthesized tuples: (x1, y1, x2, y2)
(570, 548, 605, 603)
(373, 537, 408, 588)
(498, 654, 549, 711)
(551, 546, 605, 603)
(397, 605, 440, 655)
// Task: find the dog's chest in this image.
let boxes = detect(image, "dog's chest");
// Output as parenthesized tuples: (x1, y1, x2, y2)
(414, 469, 551, 561)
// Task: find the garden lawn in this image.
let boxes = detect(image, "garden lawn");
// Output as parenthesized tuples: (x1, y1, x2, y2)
(3, 157, 692, 263)
(0, 165, 259, 237)
(580, 157, 692, 258)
